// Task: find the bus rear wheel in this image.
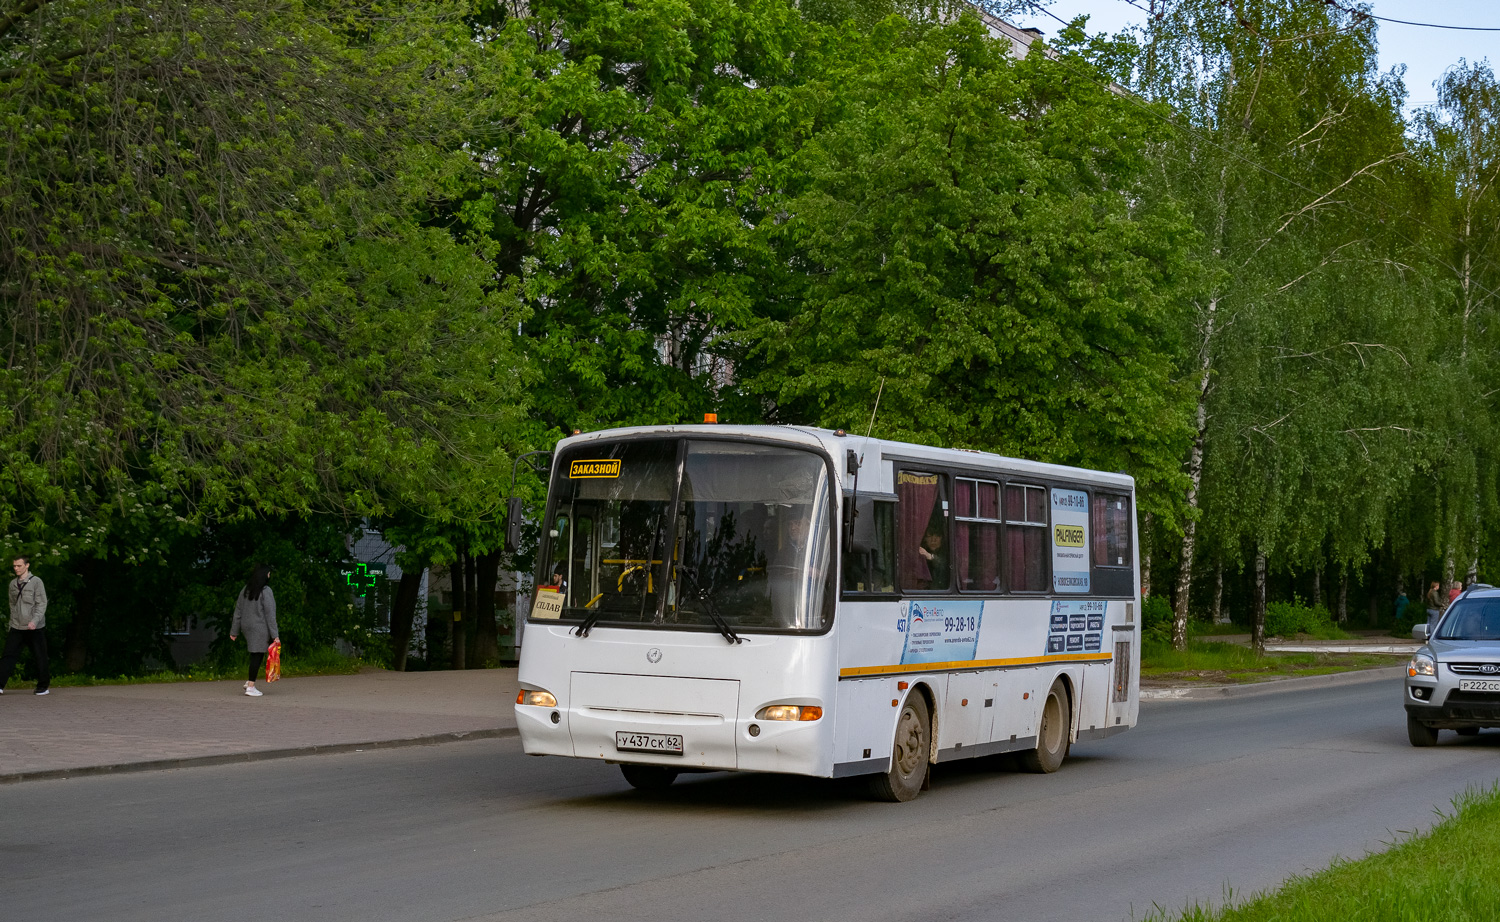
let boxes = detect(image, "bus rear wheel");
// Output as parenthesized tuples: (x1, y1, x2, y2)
(870, 692, 930, 802)
(620, 764, 679, 791)
(1020, 679, 1071, 774)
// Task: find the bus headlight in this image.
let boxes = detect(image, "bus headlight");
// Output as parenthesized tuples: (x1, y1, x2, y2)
(756, 705, 822, 721)
(1408, 654, 1436, 678)
(517, 689, 558, 707)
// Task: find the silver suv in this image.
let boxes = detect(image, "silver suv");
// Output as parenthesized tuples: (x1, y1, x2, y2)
(1406, 584, 1500, 746)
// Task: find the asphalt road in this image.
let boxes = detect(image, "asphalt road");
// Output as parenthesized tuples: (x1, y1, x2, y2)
(6, 676, 1498, 922)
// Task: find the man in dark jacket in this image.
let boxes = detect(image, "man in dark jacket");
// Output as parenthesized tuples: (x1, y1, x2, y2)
(2, 555, 50, 695)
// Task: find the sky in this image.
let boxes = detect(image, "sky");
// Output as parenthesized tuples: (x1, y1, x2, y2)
(1008, 0, 1500, 110)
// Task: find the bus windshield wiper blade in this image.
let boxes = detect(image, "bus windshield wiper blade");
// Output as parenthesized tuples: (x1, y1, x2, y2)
(680, 567, 743, 645)
(573, 607, 604, 638)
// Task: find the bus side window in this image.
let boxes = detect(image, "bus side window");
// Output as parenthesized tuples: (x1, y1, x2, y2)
(897, 471, 949, 593)
(1005, 483, 1048, 592)
(954, 478, 1001, 593)
(1091, 493, 1132, 567)
(843, 497, 896, 594)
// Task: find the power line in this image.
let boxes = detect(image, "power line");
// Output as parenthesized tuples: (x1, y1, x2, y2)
(1323, 0, 1500, 33)
(1089, 0, 1500, 32)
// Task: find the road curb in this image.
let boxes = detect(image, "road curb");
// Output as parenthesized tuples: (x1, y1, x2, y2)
(0, 726, 518, 785)
(1141, 665, 1406, 701)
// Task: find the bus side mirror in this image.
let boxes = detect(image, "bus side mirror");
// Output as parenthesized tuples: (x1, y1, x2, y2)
(505, 496, 523, 552)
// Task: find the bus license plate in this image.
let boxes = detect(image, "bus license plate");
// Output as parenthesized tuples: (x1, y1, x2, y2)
(616, 731, 683, 755)
(1459, 679, 1500, 692)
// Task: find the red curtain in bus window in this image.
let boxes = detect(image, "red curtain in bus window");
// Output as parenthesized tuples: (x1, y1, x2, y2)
(1091, 494, 1107, 565)
(976, 481, 1000, 591)
(954, 482, 973, 587)
(898, 472, 941, 591)
(1004, 484, 1026, 589)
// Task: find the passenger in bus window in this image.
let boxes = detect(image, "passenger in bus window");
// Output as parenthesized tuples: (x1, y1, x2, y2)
(916, 530, 950, 590)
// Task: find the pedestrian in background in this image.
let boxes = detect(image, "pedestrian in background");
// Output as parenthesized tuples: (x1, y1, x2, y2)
(1448, 581, 1462, 609)
(229, 564, 279, 697)
(1394, 590, 1409, 625)
(2, 555, 50, 695)
(1425, 580, 1442, 625)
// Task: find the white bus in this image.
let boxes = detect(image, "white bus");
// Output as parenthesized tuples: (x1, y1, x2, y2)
(514, 424, 1140, 801)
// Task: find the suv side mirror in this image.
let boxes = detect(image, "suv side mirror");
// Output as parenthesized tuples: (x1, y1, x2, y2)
(1411, 623, 1429, 642)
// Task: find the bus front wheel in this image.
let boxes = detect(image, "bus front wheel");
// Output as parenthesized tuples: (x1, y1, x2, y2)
(870, 693, 931, 802)
(1020, 679, 1071, 773)
(620, 764, 679, 791)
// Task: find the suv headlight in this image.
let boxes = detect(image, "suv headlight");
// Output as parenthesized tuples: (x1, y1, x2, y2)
(1408, 653, 1436, 678)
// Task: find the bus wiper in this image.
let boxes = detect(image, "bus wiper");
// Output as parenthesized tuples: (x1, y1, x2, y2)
(573, 605, 604, 638)
(679, 566, 743, 645)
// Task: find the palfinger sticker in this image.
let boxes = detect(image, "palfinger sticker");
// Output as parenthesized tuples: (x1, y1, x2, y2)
(1051, 488, 1090, 593)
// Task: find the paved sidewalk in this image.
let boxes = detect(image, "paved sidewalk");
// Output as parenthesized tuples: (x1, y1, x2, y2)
(0, 669, 518, 783)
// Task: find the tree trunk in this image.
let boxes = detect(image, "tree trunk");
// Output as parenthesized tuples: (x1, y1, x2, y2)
(1337, 571, 1348, 623)
(1252, 549, 1267, 655)
(1312, 567, 1321, 608)
(451, 551, 468, 670)
(470, 549, 503, 667)
(1443, 544, 1456, 597)
(1212, 562, 1226, 624)
(1140, 513, 1153, 599)
(389, 568, 423, 672)
(1172, 294, 1218, 651)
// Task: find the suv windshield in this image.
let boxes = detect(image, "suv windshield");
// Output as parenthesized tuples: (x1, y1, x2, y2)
(1436, 599, 1500, 641)
(536, 438, 832, 633)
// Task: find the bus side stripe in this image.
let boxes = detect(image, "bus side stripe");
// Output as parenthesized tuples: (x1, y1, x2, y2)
(838, 653, 1110, 678)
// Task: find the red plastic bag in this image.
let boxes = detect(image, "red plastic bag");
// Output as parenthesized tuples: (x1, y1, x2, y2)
(265, 639, 282, 683)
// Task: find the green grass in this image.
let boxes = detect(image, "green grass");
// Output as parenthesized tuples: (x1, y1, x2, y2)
(1142, 639, 1396, 683)
(1145, 784, 1500, 921)
(1281, 621, 1361, 641)
(1187, 621, 1249, 637)
(2, 646, 370, 689)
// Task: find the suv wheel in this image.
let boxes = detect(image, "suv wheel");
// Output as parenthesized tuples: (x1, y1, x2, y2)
(1407, 713, 1440, 747)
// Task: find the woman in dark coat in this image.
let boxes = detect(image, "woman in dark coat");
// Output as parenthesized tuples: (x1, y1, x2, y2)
(229, 564, 279, 697)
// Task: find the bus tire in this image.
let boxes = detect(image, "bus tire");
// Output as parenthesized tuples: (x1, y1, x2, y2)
(620, 764, 679, 791)
(1020, 679, 1071, 774)
(869, 693, 930, 802)
(1407, 714, 1440, 747)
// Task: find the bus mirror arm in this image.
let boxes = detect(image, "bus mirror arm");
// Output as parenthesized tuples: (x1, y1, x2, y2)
(505, 450, 553, 552)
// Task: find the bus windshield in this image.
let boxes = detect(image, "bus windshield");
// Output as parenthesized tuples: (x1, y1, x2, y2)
(538, 438, 832, 633)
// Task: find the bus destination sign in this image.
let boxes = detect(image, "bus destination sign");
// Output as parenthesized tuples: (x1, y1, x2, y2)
(569, 459, 622, 479)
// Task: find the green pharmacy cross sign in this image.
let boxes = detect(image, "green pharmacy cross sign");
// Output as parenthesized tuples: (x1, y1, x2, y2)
(343, 562, 387, 598)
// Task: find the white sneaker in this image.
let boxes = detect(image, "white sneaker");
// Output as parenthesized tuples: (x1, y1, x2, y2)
(245, 686, 263, 697)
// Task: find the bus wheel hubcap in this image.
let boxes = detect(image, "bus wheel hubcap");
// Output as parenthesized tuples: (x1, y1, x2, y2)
(895, 708, 922, 775)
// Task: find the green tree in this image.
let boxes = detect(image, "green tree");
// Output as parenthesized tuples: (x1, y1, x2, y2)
(750, 15, 1199, 507)
(1124, 0, 1441, 649)
(1, 0, 530, 669)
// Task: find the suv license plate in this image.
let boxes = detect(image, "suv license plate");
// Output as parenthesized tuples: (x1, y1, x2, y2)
(1459, 679, 1500, 692)
(616, 731, 683, 755)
